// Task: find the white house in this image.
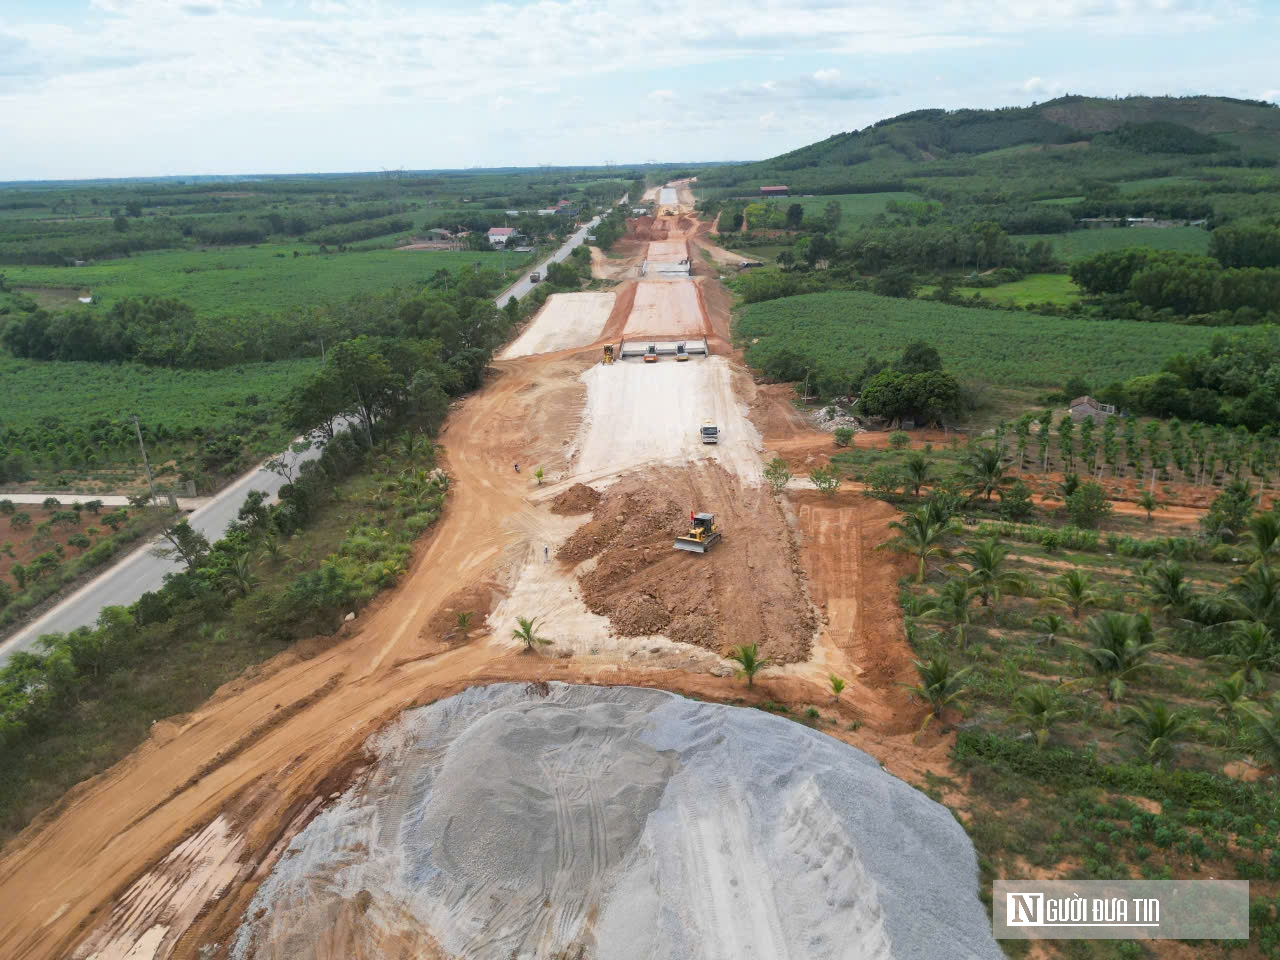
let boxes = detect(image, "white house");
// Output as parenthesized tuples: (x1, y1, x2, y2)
(487, 227, 516, 247)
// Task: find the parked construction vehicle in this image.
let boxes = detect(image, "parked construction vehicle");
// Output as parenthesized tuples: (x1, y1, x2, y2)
(643, 344, 658, 363)
(700, 420, 719, 444)
(674, 512, 722, 554)
(529, 270, 541, 283)
(675, 342, 689, 361)
(603, 344, 615, 365)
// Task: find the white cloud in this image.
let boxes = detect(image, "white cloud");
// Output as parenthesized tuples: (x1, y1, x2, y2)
(648, 88, 675, 100)
(491, 95, 513, 110)
(813, 67, 840, 85)
(759, 111, 778, 128)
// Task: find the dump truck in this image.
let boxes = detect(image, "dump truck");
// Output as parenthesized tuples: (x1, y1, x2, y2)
(529, 270, 541, 283)
(674, 512, 722, 554)
(602, 344, 615, 365)
(700, 420, 719, 444)
(643, 344, 658, 363)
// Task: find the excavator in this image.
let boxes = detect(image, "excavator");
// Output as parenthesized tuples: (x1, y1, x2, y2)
(674, 511, 722, 554)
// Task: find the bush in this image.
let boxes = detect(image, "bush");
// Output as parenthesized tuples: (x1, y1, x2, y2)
(999, 480, 1035, 522)
(833, 426, 854, 447)
(1065, 481, 1113, 529)
(0, 500, 14, 516)
(888, 431, 911, 449)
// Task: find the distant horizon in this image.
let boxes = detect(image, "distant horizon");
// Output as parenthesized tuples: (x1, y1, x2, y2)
(3, 0, 1276, 181)
(3, 89, 1276, 189)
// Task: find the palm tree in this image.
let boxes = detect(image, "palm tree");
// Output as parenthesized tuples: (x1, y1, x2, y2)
(903, 453, 933, 498)
(1056, 569, 1100, 619)
(1122, 699, 1190, 769)
(726, 643, 772, 687)
(904, 656, 971, 725)
(829, 674, 846, 702)
(1033, 613, 1067, 647)
(1245, 512, 1280, 561)
(512, 616, 551, 651)
(920, 578, 978, 648)
(1210, 622, 1278, 693)
(1205, 671, 1251, 741)
(1083, 612, 1161, 701)
(1226, 562, 1280, 626)
(1011, 683, 1069, 749)
(221, 553, 259, 599)
(1047, 472, 1080, 502)
(1242, 696, 1280, 776)
(881, 506, 955, 583)
(1136, 491, 1165, 523)
(963, 445, 1008, 501)
(455, 610, 474, 632)
(956, 538, 1027, 610)
(1140, 560, 1195, 623)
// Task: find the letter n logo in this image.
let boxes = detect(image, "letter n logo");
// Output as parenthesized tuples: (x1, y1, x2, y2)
(1007, 893, 1042, 926)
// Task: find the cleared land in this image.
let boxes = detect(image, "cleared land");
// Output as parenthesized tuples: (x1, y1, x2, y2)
(573, 358, 762, 481)
(738, 290, 1219, 388)
(500, 291, 614, 358)
(622, 281, 706, 338)
(644, 239, 689, 262)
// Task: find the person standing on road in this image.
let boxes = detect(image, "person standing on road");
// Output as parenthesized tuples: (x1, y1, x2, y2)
(544, 545, 549, 563)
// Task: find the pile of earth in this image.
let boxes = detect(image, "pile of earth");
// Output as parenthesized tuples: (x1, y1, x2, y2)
(228, 683, 1004, 960)
(557, 465, 815, 662)
(549, 482, 604, 515)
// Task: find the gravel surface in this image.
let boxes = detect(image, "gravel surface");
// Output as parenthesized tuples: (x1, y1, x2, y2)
(230, 683, 1002, 960)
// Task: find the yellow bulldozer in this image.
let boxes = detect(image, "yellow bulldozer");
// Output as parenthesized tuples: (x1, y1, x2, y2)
(674, 512, 722, 554)
(603, 344, 615, 365)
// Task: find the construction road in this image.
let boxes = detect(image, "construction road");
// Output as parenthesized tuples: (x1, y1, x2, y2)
(0, 191, 932, 960)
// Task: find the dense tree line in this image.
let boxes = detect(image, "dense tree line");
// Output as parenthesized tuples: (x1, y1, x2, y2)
(1103, 327, 1280, 429)
(1072, 249, 1280, 321)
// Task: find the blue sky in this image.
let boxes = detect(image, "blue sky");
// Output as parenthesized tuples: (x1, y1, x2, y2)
(1, 0, 1277, 181)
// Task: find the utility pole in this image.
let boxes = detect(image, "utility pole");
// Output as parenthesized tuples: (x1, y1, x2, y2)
(132, 414, 158, 505)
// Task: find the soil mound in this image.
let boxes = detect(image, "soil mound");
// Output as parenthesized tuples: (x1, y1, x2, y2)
(549, 482, 603, 515)
(228, 683, 1003, 960)
(559, 466, 815, 662)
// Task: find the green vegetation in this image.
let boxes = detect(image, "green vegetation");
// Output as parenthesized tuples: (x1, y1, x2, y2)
(736, 290, 1218, 393)
(1, 244, 516, 317)
(1027, 226, 1210, 262)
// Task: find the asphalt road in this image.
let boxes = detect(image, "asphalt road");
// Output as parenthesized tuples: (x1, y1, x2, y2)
(0, 216, 605, 665)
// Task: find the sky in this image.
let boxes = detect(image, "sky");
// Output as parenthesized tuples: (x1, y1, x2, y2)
(1, 0, 1278, 181)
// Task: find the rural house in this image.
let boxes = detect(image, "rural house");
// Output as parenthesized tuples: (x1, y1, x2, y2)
(1069, 395, 1117, 425)
(760, 185, 789, 197)
(487, 227, 516, 246)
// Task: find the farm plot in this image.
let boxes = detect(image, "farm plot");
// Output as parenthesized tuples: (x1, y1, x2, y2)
(501, 292, 615, 359)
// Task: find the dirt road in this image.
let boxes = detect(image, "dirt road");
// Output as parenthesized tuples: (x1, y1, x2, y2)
(0, 194, 928, 960)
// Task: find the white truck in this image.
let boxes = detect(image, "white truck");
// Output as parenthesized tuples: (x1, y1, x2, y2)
(700, 420, 719, 444)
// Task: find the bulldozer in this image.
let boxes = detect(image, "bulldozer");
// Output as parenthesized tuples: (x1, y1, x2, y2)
(602, 344, 615, 365)
(674, 512, 722, 554)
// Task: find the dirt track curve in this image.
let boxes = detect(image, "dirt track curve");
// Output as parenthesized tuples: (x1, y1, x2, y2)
(0, 203, 930, 960)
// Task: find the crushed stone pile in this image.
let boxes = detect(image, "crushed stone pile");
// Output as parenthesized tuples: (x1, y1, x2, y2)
(557, 468, 815, 663)
(808, 405, 863, 433)
(549, 482, 603, 515)
(229, 683, 1003, 960)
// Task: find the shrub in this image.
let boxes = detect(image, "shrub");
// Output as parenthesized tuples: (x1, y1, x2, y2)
(0, 500, 14, 516)
(1065, 481, 1113, 529)
(999, 480, 1035, 522)
(889, 430, 911, 449)
(833, 426, 854, 447)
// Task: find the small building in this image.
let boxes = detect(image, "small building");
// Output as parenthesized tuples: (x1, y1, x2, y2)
(536, 208, 557, 216)
(632, 207, 649, 216)
(504, 210, 520, 217)
(487, 227, 516, 246)
(760, 185, 789, 197)
(1069, 396, 1116, 425)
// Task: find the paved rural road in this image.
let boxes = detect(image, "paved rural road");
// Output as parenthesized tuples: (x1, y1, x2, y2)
(493, 215, 601, 305)
(0, 217, 605, 665)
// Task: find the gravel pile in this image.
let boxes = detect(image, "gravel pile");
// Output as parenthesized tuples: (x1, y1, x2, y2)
(231, 683, 1002, 960)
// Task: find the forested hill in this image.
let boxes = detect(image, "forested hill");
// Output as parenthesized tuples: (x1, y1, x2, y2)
(699, 96, 1280, 196)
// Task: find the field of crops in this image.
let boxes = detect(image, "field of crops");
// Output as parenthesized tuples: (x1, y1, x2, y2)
(2, 245, 526, 316)
(1027, 226, 1210, 262)
(736, 290, 1220, 389)
(0, 355, 317, 488)
(954, 272, 1080, 306)
(792, 191, 921, 230)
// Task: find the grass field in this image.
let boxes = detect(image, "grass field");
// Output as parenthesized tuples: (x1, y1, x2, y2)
(1028, 226, 1210, 262)
(736, 290, 1219, 389)
(1, 244, 528, 316)
(792, 192, 921, 230)
(954, 272, 1080, 306)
